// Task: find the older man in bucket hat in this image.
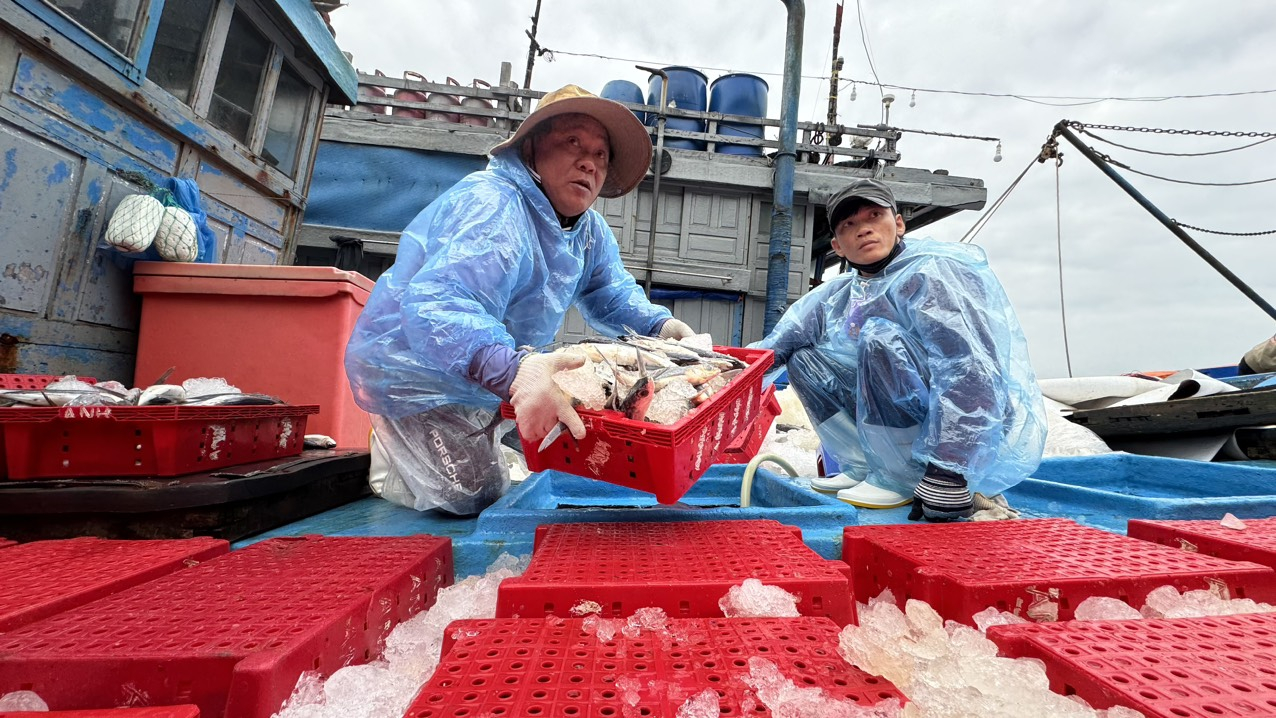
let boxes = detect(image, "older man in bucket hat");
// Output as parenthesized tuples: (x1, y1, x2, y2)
(345, 85, 697, 516)
(751, 178, 1047, 521)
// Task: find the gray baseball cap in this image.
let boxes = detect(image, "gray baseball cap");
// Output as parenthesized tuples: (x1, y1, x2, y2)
(827, 179, 898, 228)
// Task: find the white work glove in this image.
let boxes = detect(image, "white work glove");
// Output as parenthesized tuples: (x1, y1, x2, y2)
(509, 352, 587, 443)
(657, 318, 696, 340)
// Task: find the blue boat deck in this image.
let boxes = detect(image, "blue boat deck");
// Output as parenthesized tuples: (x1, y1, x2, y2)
(238, 453, 1276, 578)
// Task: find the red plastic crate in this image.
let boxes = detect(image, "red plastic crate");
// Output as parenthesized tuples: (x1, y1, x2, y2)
(133, 263, 374, 448)
(1129, 517, 1276, 569)
(0, 404, 318, 479)
(0, 536, 454, 718)
(0, 708, 200, 718)
(0, 537, 228, 631)
(842, 519, 1276, 624)
(0, 375, 95, 480)
(0, 374, 97, 389)
(409, 616, 903, 718)
(714, 384, 781, 464)
(500, 346, 774, 504)
(497, 520, 855, 625)
(989, 612, 1276, 717)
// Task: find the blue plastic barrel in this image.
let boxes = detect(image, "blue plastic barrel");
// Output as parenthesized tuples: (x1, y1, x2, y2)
(709, 73, 768, 155)
(600, 79, 646, 124)
(646, 66, 708, 150)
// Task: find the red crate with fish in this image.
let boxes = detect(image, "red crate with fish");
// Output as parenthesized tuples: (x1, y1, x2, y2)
(0, 404, 318, 480)
(500, 339, 773, 504)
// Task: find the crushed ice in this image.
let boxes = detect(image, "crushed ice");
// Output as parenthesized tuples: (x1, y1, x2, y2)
(272, 553, 528, 718)
(839, 591, 1144, 717)
(1220, 512, 1247, 530)
(719, 578, 801, 618)
(182, 377, 241, 397)
(676, 688, 721, 718)
(742, 657, 903, 717)
(0, 690, 48, 712)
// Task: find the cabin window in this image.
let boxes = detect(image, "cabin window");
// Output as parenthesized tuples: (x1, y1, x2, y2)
(262, 63, 311, 174)
(44, 0, 144, 56)
(207, 9, 270, 142)
(145, 0, 215, 104)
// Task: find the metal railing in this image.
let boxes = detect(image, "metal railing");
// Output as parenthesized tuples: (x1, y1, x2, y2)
(327, 73, 902, 164)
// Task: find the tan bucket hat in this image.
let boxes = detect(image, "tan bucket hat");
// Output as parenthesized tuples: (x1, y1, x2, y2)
(491, 84, 652, 198)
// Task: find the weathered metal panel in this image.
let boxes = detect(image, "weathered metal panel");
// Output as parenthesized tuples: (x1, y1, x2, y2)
(750, 198, 811, 299)
(236, 238, 282, 265)
(196, 158, 287, 232)
(595, 193, 634, 254)
(655, 296, 740, 346)
(74, 177, 143, 330)
(630, 184, 683, 262)
(681, 190, 748, 265)
(10, 54, 179, 173)
(0, 315, 135, 383)
(205, 216, 233, 261)
(274, 0, 358, 104)
(742, 296, 769, 347)
(0, 119, 82, 315)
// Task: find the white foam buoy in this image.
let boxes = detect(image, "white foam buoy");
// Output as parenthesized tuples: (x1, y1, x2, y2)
(104, 194, 164, 253)
(154, 205, 199, 261)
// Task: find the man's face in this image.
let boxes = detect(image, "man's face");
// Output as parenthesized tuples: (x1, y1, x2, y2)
(529, 114, 611, 217)
(830, 202, 905, 265)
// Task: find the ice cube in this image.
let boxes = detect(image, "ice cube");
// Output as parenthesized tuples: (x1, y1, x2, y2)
(971, 606, 1028, 632)
(616, 674, 643, 707)
(675, 688, 720, 718)
(1074, 596, 1143, 622)
(0, 691, 48, 712)
(1221, 513, 1247, 530)
(553, 361, 607, 410)
(719, 578, 801, 618)
(181, 377, 241, 397)
(741, 657, 903, 717)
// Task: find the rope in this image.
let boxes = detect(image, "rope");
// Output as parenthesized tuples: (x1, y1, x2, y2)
(1054, 161, 1073, 378)
(957, 153, 1038, 244)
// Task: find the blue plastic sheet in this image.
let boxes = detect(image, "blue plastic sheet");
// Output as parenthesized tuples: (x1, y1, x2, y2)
(751, 238, 1047, 496)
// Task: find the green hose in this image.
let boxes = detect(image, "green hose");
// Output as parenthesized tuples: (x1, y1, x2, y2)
(740, 453, 800, 508)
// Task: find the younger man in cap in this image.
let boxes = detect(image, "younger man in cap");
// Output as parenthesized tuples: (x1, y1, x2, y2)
(752, 179, 1047, 520)
(345, 85, 696, 515)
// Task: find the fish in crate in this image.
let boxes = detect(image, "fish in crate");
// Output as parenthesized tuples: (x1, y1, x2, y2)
(501, 333, 773, 502)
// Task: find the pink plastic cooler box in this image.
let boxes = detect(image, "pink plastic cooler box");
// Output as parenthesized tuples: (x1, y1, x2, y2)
(133, 263, 372, 448)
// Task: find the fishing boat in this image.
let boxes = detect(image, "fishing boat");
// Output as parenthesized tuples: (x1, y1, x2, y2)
(3, 1, 1276, 717)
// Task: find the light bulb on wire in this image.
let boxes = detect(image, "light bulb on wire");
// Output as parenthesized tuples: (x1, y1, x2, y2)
(909, 90, 916, 108)
(849, 82, 857, 101)
(993, 141, 1003, 163)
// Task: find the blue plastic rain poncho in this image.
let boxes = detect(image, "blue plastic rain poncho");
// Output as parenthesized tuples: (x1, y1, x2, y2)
(752, 238, 1047, 496)
(345, 152, 672, 419)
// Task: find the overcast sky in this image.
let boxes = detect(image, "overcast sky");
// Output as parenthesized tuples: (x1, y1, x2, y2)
(328, 1, 1276, 380)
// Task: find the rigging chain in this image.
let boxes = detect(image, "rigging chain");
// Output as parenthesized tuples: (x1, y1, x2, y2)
(1169, 221, 1276, 237)
(1076, 128, 1276, 157)
(1066, 121, 1276, 138)
(1064, 123, 1276, 236)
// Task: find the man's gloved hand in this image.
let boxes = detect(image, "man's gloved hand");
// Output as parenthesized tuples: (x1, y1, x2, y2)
(658, 318, 696, 340)
(908, 463, 974, 522)
(509, 352, 587, 443)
